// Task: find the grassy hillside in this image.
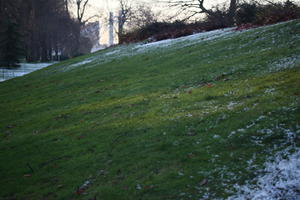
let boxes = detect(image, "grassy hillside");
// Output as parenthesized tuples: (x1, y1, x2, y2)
(0, 20, 299, 200)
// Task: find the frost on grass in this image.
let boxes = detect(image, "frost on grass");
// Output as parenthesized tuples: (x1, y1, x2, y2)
(269, 55, 300, 72)
(59, 46, 136, 72)
(58, 20, 298, 73)
(227, 123, 300, 200)
(60, 28, 237, 72)
(227, 102, 239, 110)
(66, 50, 121, 70)
(69, 59, 94, 68)
(228, 147, 300, 200)
(134, 28, 234, 52)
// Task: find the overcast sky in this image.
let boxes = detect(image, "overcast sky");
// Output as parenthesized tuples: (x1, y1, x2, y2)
(89, 0, 161, 11)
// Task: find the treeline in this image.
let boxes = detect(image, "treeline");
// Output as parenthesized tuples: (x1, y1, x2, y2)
(121, 0, 300, 44)
(0, 0, 91, 67)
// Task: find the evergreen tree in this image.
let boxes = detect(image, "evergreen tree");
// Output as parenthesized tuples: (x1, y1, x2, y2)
(0, 20, 24, 68)
(0, 0, 24, 68)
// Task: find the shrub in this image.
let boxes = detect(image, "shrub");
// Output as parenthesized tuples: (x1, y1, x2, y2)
(121, 21, 200, 43)
(205, 9, 232, 29)
(235, 3, 258, 25)
(255, 1, 300, 25)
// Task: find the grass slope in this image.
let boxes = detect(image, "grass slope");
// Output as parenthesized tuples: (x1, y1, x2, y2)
(0, 20, 300, 200)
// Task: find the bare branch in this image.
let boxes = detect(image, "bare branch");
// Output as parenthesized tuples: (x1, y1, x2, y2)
(76, 0, 90, 24)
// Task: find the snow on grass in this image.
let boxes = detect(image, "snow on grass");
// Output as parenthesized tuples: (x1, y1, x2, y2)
(0, 63, 53, 82)
(134, 28, 234, 52)
(68, 59, 94, 69)
(227, 101, 239, 110)
(226, 121, 300, 200)
(61, 28, 236, 72)
(228, 146, 300, 200)
(60, 47, 135, 72)
(66, 50, 123, 70)
(269, 55, 300, 72)
(60, 20, 298, 72)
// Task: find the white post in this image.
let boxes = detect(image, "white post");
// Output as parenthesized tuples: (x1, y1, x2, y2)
(108, 12, 114, 46)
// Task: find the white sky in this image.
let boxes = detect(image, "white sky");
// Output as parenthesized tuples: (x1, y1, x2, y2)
(88, 0, 228, 12)
(89, 0, 159, 11)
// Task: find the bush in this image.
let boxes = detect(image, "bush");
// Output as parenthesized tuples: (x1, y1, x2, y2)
(235, 3, 258, 25)
(121, 21, 200, 43)
(205, 9, 232, 29)
(255, 1, 300, 25)
(121, 16, 234, 44)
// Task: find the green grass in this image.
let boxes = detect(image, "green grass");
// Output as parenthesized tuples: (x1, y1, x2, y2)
(0, 20, 300, 200)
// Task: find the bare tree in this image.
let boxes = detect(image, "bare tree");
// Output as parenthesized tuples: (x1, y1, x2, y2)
(166, 0, 239, 24)
(75, 0, 90, 25)
(117, 0, 133, 43)
(74, 0, 101, 25)
(129, 4, 160, 29)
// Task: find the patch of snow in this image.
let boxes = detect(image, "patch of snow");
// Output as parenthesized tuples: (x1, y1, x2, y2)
(104, 49, 120, 56)
(68, 59, 94, 68)
(228, 115, 268, 139)
(256, 115, 266, 121)
(228, 147, 300, 200)
(269, 55, 300, 72)
(178, 171, 184, 176)
(265, 88, 276, 94)
(186, 113, 193, 117)
(213, 134, 220, 139)
(137, 38, 174, 49)
(136, 184, 142, 190)
(227, 102, 238, 110)
(135, 28, 235, 52)
(0, 63, 53, 82)
(91, 46, 105, 53)
(60, 45, 137, 72)
(258, 129, 273, 135)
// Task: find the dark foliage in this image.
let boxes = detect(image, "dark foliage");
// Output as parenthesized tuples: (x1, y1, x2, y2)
(0, 0, 24, 67)
(236, 0, 300, 26)
(0, 20, 24, 68)
(121, 21, 196, 43)
(205, 9, 233, 29)
(235, 3, 258, 25)
(255, 1, 300, 25)
(0, 0, 93, 63)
